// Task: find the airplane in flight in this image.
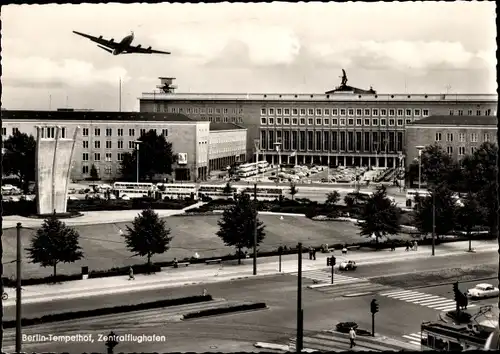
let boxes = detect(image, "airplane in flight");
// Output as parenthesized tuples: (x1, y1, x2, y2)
(72, 30, 171, 55)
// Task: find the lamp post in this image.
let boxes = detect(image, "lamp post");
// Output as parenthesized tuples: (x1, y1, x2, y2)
(16, 223, 22, 354)
(296, 242, 303, 353)
(416, 146, 424, 192)
(274, 141, 282, 183)
(253, 183, 258, 276)
(134, 141, 142, 183)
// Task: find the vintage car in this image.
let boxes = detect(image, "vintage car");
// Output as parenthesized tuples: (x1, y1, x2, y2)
(339, 260, 357, 271)
(466, 283, 499, 299)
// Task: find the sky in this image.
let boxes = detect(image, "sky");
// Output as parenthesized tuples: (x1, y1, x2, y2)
(2, 2, 497, 112)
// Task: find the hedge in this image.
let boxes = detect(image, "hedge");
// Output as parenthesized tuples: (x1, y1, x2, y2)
(182, 302, 267, 319)
(3, 295, 213, 328)
(2, 231, 489, 286)
(1, 198, 197, 216)
(2, 263, 162, 287)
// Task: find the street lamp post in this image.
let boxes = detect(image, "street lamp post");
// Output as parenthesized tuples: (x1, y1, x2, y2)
(416, 146, 424, 192)
(16, 223, 22, 354)
(134, 141, 142, 183)
(274, 142, 281, 182)
(296, 242, 303, 353)
(253, 183, 258, 276)
(432, 192, 436, 256)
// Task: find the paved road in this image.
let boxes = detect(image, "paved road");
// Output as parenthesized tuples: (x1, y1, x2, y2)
(4, 274, 372, 353)
(5, 251, 496, 352)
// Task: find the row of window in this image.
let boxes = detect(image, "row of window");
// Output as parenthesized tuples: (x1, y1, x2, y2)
(449, 109, 494, 116)
(261, 117, 412, 127)
(81, 128, 169, 138)
(82, 152, 128, 162)
(2, 127, 68, 138)
(450, 146, 479, 156)
(260, 130, 404, 153)
(82, 165, 112, 175)
(435, 132, 491, 143)
(82, 140, 141, 150)
(168, 107, 244, 115)
(201, 116, 244, 123)
(261, 107, 431, 118)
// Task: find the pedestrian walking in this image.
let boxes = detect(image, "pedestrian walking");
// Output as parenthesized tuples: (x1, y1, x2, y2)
(309, 247, 313, 260)
(128, 266, 135, 280)
(349, 327, 357, 348)
(390, 241, 396, 251)
(405, 241, 410, 252)
(413, 240, 418, 251)
(173, 258, 178, 268)
(312, 248, 317, 260)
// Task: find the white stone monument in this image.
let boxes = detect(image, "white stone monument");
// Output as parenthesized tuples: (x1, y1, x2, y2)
(35, 125, 80, 215)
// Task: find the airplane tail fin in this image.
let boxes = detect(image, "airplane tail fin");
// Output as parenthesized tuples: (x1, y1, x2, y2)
(97, 45, 113, 54)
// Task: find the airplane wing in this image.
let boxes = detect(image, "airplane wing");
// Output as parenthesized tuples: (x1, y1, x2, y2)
(123, 44, 171, 55)
(72, 31, 120, 50)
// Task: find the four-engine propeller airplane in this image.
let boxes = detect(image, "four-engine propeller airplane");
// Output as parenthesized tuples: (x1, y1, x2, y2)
(72, 30, 171, 55)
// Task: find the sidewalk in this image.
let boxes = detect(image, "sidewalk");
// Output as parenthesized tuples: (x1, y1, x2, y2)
(3, 240, 496, 306)
(1, 202, 205, 229)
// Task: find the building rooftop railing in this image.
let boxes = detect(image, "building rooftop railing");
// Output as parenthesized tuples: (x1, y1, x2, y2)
(140, 92, 498, 102)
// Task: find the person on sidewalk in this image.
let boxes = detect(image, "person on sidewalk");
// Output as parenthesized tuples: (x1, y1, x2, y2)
(390, 241, 396, 251)
(309, 247, 313, 260)
(413, 240, 418, 251)
(128, 266, 135, 280)
(312, 248, 317, 260)
(349, 327, 357, 348)
(405, 241, 410, 252)
(173, 258, 178, 268)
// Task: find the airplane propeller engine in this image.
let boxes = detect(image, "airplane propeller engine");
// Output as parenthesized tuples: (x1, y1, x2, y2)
(98, 35, 103, 39)
(147, 46, 152, 51)
(136, 45, 141, 48)
(110, 38, 114, 43)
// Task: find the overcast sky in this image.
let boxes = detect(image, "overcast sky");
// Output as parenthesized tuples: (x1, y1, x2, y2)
(2, 2, 497, 112)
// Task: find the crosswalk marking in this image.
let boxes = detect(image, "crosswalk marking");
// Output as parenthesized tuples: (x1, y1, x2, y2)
(291, 269, 363, 285)
(289, 330, 418, 352)
(289, 269, 395, 297)
(380, 289, 476, 312)
(402, 332, 422, 347)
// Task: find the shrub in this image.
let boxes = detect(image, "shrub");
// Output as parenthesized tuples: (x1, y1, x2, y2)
(183, 302, 267, 319)
(336, 322, 358, 333)
(3, 295, 213, 328)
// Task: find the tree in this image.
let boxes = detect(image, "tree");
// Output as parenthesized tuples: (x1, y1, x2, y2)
(120, 129, 176, 181)
(461, 142, 498, 240)
(216, 193, 266, 264)
(25, 214, 84, 278)
(2, 131, 36, 193)
(357, 186, 401, 248)
(344, 194, 356, 209)
(414, 184, 457, 239)
(123, 208, 173, 271)
(419, 143, 458, 186)
(90, 164, 100, 181)
(326, 191, 340, 207)
(455, 192, 486, 252)
(223, 182, 232, 196)
(289, 182, 298, 200)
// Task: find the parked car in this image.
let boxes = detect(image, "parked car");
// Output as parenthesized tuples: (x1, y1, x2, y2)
(339, 260, 357, 271)
(466, 283, 499, 299)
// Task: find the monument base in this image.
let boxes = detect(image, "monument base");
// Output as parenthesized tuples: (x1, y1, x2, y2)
(27, 211, 84, 219)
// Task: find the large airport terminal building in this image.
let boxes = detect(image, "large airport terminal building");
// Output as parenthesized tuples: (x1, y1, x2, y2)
(2, 77, 497, 182)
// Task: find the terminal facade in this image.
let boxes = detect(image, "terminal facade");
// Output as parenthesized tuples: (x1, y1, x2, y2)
(2, 110, 247, 182)
(139, 77, 497, 168)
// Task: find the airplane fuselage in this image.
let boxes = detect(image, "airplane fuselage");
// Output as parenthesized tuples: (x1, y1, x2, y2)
(113, 34, 134, 55)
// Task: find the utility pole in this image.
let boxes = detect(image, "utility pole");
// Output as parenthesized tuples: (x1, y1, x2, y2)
(296, 242, 303, 353)
(432, 192, 436, 256)
(119, 78, 122, 112)
(253, 183, 257, 276)
(16, 223, 22, 354)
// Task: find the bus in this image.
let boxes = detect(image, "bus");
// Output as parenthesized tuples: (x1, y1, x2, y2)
(236, 163, 258, 178)
(257, 161, 271, 173)
(198, 184, 238, 200)
(239, 185, 285, 201)
(420, 321, 489, 351)
(158, 183, 198, 200)
(113, 182, 155, 199)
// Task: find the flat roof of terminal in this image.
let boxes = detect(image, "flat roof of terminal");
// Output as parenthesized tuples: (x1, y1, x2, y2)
(408, 115, 497, 126)
(209, 122, 246, 131)
(1, 110, 199, 122)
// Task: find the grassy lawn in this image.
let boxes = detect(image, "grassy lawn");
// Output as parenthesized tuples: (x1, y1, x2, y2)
(3, 214, 365, 279)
